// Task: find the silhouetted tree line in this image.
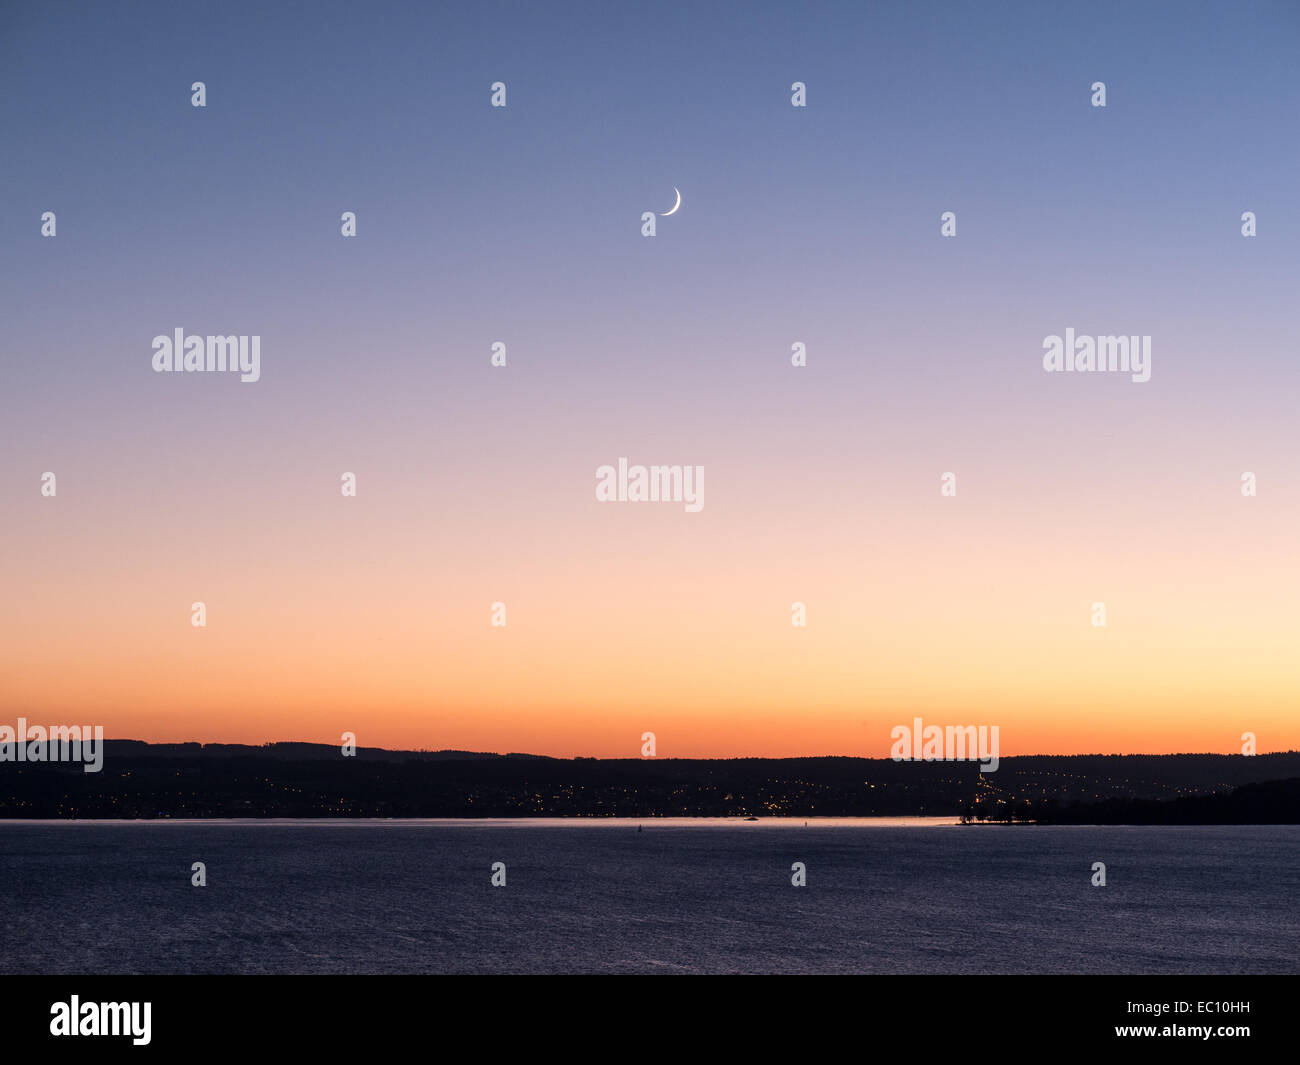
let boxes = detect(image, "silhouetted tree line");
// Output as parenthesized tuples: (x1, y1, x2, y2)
(1026, 777, 1300, 824)
(1, 747, 1298, 819)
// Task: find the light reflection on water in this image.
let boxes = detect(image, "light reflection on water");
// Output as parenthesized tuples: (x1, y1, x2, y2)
(1, 823, 1295, 974)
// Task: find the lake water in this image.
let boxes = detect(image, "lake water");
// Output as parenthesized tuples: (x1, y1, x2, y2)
(1, 820, 1296, 974)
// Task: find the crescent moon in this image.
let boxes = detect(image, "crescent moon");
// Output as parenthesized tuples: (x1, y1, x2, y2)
(661, 187, 681, 216)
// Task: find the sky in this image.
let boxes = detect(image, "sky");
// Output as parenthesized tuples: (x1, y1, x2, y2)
(1, 0, 1298, 757)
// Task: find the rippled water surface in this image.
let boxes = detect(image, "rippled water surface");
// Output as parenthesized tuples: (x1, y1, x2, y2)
(1, 821, 1296, 974)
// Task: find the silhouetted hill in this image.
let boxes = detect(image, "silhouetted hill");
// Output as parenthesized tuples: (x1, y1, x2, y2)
(1029, 776, 1300, 824)
(2, 745, 1298, 818)
(99, 740, 539, 762)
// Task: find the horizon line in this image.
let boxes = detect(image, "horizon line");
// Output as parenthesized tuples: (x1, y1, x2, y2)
(71, 738, 1300, 761)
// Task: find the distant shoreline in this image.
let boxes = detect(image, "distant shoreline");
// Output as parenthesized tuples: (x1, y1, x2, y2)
(2, 817, 1296, 828)
(5, 749, 1299, 822)
(0, 821, 961, 827)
